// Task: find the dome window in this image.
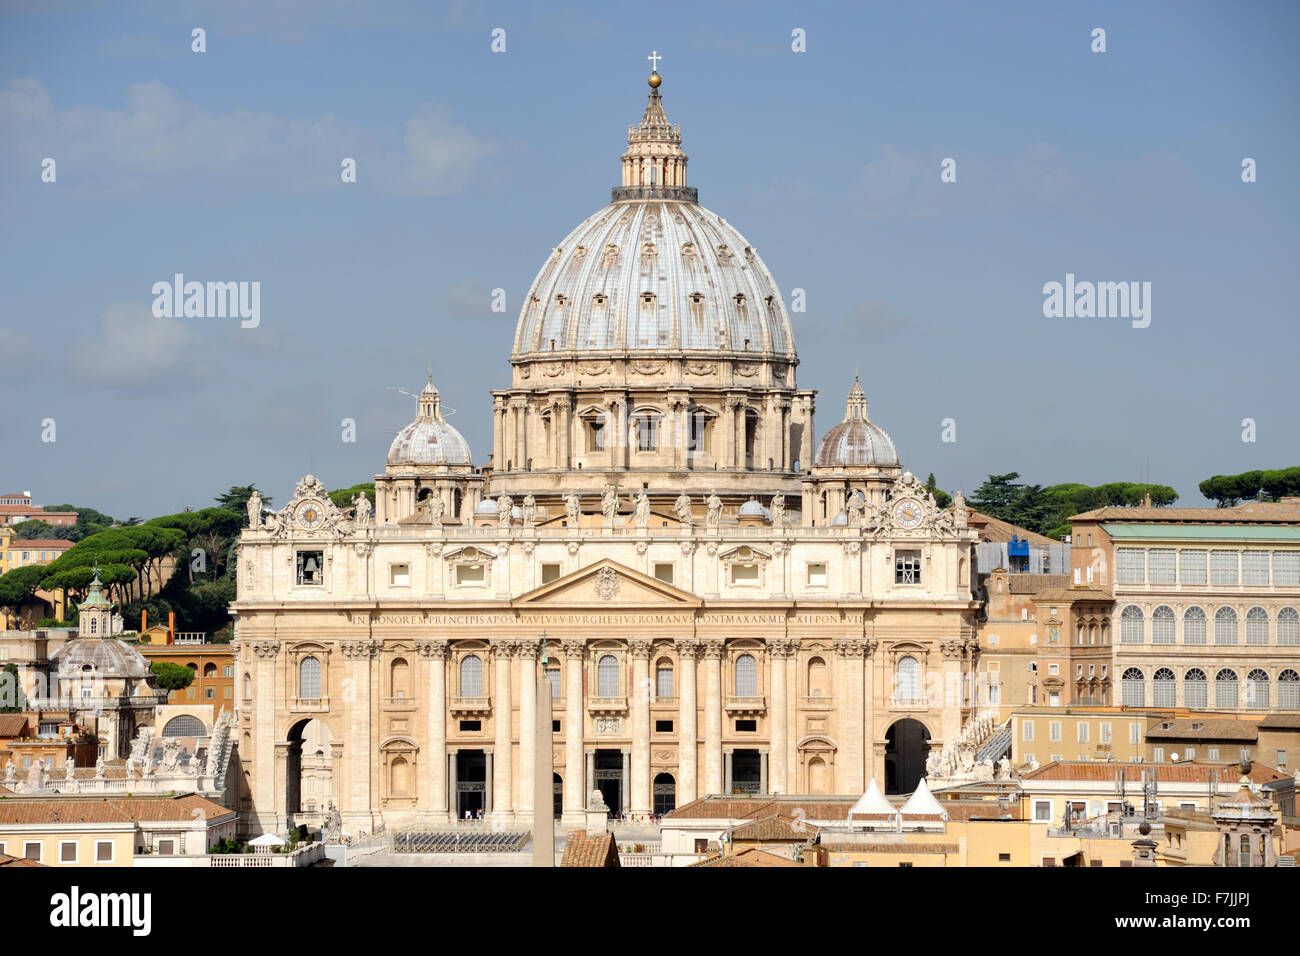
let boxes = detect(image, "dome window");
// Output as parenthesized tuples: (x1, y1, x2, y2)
(593, 293, 607, 306)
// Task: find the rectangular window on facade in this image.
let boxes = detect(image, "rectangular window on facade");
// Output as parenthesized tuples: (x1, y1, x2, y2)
(459, 720, 482, 733)
(731, 564, 759, 586)
(1116, 548, 1146, 585)
(1274, 551, 1300, 587)
(1034, 801, 1052, 822)
(223, 665, 233, 677)
(1211, 550, 1239, 585)
(1148, 549, 1176, 585)
(655, 720, 674, 733)
(1048, 692, 1060, 707)
(1179, 549, 1207, 585)
(206, 687, 215, 699)
(541, 563, 561, 584)
(157, 840, 174, 855)
(1130, 722, 1141, 744)
(60, 841, 77, 863)
(736, 719, 757, 732)
(1100, 722, 1111, 743)
(987, 634, 999, 645)
(389, 564, 410, 587)
(1078, 723, 1089, 743)
(806, 563, 827, 587)
(24, 842, 41, 862)
(1050, 721, 1061, 742)
(224, 687, 232, 698)
(1153, 747, 1164, 762)
(653, 563, 674, 585)
(552, 720, 561, 733)
(1023, 721, 1034, 741)
(456, 564, 486, 586)
(1242, 550, 1270, 586)
(1209, 747, 1220, 761)
(1048, 663, 1059, 675)
(1277, 750, 1288, 769)
(999, 853, 1011, 862)
(295, 550, 324, 586)
(95, 841, 113, 862)
(894, 551, 921, 585)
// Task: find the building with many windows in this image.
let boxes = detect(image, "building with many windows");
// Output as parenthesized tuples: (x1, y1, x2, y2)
(231, 70, 983, 838)
(1068, 507, 1300, 716)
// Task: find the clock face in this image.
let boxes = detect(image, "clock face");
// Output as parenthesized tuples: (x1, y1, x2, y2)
(295, 500, 325, 530)
(894, 498, 923, 529)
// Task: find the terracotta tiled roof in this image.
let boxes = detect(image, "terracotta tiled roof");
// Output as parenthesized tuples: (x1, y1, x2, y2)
(560, 830, 619, 867)
(1021, 761, 1288, 784)
(0, 715, 30, 738)
(1145, 719, 1257, 742)
(970, 512, 1063, 549)
(0, 852, 43, 867)
(1005, 573, 1070, 594)
(1030, 587, 1113, 603)
(667, 795, 857, 821)
(1070, 502, 1300, 524)
(8, 539, 74, 549)
(690, 847, 802, 867)
(731, 814, 816, 842)
(942, 803, 1022, 821)
(1257, 713, 1300, 730)
(0, 794, 233, 825)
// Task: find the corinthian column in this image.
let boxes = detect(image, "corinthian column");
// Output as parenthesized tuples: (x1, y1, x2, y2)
(561, 639, 586, 827)
(418, 639, 449, 823)
(629, 639, 653, 819)
(940, 640, 965, 746)
(491, 640, 515, 822)
(766, 638, 796, 795)
(676, 639, 700, 805)
(340, 639, 377, 832)
(516, 638, 539, 825)
(701, 639, 725, 795)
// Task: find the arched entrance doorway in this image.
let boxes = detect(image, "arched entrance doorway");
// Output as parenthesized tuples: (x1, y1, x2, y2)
(653, 772, 676, 816)
(884, 718, 931, 795)
(285, 718, 334, 821)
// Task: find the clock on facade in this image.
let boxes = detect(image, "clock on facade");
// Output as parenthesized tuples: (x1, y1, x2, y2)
(893, 498, 923, 529)
(295, 500, 325, 530)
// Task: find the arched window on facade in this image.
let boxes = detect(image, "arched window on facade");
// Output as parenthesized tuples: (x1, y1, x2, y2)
(162, 715, 206, 737)
(1120, 605, 1144, 644)
(1183, 606, 1207, 645)
(1152, 668, 1176, 707)
(1121, 667, 1145, 706)
(1215, 607, 1238, 645)
(203, 663, 218, 677)
(1246, 607, 1269, 646)
(807, 657, 828, 698)
(299, 656, 321, 699)
(597, 654, 619, 697)
(1245, 669, 1270, 708)
(656, 660, 674, 699)
(1152, 606, 1175, 645)
(1279, 670, 1300, 710)
(896, 655, 921, 701)
(735, 654, 757, 697)
(1184, 668, 1207, 709)
(460, 654, 483, 697)
(1215, 669, 1239, 709)
(391, 658, 410, 698)
(1278, 607, 1300, 646)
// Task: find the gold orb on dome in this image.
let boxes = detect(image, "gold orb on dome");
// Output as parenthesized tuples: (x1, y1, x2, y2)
(648, 71, 661, 89)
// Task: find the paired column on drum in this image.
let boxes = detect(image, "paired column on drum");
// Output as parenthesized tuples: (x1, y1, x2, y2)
(490, 639, 514, 822)
(766, 638, 798, 796)
(675, 639, 700, 805)
(418, 638, 449, 823)
(561, 639, 587, 826)
(629, 639, 653, 819)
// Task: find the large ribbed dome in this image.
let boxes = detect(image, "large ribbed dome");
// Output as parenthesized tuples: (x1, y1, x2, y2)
(513, 202, 795, 358)
(387, 378, 472, 467)
(815, 377, 899, 467)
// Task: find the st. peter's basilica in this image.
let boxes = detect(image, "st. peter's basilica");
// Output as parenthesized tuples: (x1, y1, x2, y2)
(231, 68, 982, 835)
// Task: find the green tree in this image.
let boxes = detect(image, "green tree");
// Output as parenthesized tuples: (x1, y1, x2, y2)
(327, 483, 376, 509)
(970, 473, 1024, 519)
(215, 485, 271, 516)
(149, 661, 195, 691)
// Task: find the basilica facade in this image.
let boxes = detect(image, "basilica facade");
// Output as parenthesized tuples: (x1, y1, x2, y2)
(231, 70, 982, 836)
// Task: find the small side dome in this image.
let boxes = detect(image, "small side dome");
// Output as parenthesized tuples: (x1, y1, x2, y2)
(815, 376, 899, 468)
(387, 376, 473, 468)
(474, 498, 498, 515)
(738, 499, 766, 517)
(831, 511, 849, 526)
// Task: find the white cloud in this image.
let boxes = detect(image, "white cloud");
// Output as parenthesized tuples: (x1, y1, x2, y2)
(0, 78, 491, 195)
(64, 302, 207, 387)
(852, 145, 944, 221)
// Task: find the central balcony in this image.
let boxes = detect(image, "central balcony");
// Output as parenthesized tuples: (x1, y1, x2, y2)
(587, 696, 628, 715)
(724, 696, 767, 716)
(889, 696, 931, 711)
(449, 696, 492, 718)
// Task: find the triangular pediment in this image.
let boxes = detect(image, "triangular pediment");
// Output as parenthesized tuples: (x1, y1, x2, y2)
(514, 558, 700, 608)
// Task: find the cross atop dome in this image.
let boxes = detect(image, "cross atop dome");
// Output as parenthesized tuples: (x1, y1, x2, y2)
(615, 55, 696, 203)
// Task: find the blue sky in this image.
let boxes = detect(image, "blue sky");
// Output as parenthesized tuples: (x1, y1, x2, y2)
(2, 0, 1297, 518)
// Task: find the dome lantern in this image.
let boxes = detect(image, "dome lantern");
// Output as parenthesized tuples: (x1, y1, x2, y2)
(615, 56, 696, 203)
